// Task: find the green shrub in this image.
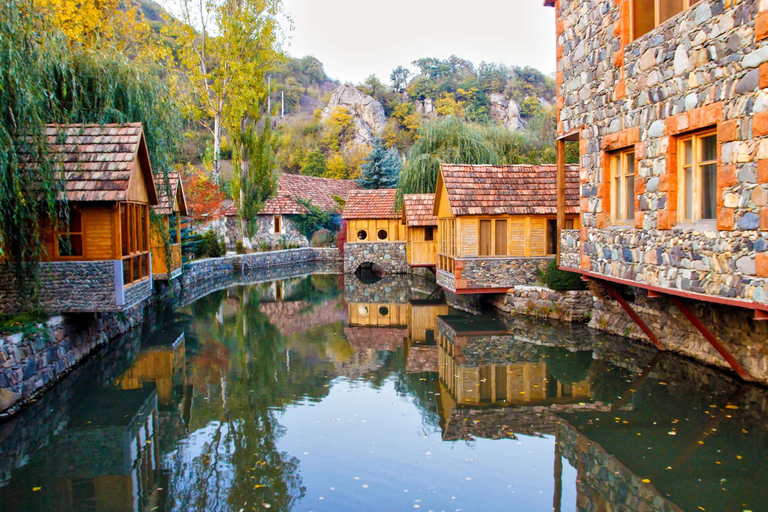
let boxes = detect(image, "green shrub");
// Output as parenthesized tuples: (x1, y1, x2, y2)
(310, 229, 334, 247)
(195, 230, 226, 258)
(0, 310, 48, 336)
(537, 259, 586, 292)
(258, 241, 272, 252)
(235, 240, 247, 254)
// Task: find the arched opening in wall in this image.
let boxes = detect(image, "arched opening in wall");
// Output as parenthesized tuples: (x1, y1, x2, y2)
(355, 262, 384, 283)
(377, 229, 388, 240)
(357, 230, 368, 240)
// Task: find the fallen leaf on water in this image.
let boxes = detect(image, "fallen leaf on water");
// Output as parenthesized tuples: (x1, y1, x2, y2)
(642, 479, 651, 483)
(32, 487, 41, 492)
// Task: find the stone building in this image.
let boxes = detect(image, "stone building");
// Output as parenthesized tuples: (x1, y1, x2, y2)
(255, 173, 358, 248)
(402, 193, 439, 268)
(151, 172, 188, 280)
(434, 164, 580, 293)
(0, 123, 158, 313)
(548, 0, 768, 381)
(342, 188, 409, 274)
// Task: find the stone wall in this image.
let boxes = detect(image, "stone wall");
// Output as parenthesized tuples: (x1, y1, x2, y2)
(197, 215, 239, 249)
(0, 303, 147, 416)
(490, 286, 594, 322)
(343, 241, 409, 275)
(251, 215, 309, 248)
(560, 229, 580, 269)
(555, 0, 768, 306)
(437, 257, 551, 292)
(588, 284, 768, 382)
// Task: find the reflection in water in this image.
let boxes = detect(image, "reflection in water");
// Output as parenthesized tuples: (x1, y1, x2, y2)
(1, 269, 768, 511)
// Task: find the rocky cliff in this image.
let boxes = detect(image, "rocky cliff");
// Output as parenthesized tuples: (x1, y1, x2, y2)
(321, 85, 387, 147)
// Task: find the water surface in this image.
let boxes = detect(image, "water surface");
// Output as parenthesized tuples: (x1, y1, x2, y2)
(1, 266, 767, 511)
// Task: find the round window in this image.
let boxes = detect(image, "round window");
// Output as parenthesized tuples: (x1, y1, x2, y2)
(358, 305, 369, 316)
(357, 230, 368, 240)
(377, 229, 388, 240)
(378, 306, 389, 317)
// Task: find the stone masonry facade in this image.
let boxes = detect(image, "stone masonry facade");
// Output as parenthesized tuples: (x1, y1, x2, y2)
(437, 257, 552, 292)
(343, 242, 409, 275)
(0, 261, 153, 314)
(252, 215, 309, 248)
(555, 0, 768, 306)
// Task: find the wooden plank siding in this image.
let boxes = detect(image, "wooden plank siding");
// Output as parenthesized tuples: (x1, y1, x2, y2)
(38, 204, 119, 262)
(347, 219, 404, 243)
(348, 303, 408, 327)
(438, 215, 580, 260)
(407, 303, 449, 343)
(406, 227, 437, 266)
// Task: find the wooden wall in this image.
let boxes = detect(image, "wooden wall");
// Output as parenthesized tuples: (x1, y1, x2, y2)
(347, 219, 405, 243)
(407, 302, 449, 343)
(41, 204, 119, 262)
(437, 215, 581, 259)
(406, 226, 437, 266)
(347, 303, 408, 327)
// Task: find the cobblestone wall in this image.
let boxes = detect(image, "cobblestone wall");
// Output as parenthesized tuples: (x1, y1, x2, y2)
(343, 242, 409, 274)
(490, 286, 594, 322)
(252, 215, 309, 248)
(0, 262, 120, 313)
(560, 229, 580, 269)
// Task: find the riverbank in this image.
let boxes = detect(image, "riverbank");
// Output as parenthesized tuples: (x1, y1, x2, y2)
(0, 247, 341, 417)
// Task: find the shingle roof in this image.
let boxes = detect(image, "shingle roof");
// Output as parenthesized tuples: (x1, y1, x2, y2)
(342, 189, 399, 220)
(438, 164, 580, 216)
(260, 174, 359, 215)
(402, 194, 438, 227)
(43, 123, 157, 204)
(153, 172, 188, 216)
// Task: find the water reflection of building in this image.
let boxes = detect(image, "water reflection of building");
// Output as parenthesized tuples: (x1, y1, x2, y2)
(0, 388, 161, 511)
(116, 332, 186, 405)
(404, 299, 448, 374)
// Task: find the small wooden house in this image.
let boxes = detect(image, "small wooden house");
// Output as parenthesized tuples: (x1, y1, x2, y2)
(434, 164, 580, 294)
(402, 194, 438, 267)
(257, 174, 358, 247)
(342, 189, 404, 243)
(0, 123, 159, 313)
(151, 172, 188, 280)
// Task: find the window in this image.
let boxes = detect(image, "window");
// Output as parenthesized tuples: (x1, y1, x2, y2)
(632, 0, 700, 40)
(678, 130, 717, 222)
(479, 219, 508, 257)
(377, 229, 388, 240)
(120, 202, 150, 285)
(424, 227, 434, 241)
(57, 206, 84, 257)
(357, 230, 368, 240)
(547, 219, 557, 256)
(273, 216, 282, 234)
(610, 149, 635, 223)
(378, 306, 389, 316)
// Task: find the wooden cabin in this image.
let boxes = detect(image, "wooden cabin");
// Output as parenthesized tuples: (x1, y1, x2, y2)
(434, 164, 580, 294)
(347, 302, 407, 327)
(402, 194, 438, 267)
(151, 172, 188, 280)
(0, 123, 159, 313)
(342, 189, 404, 243)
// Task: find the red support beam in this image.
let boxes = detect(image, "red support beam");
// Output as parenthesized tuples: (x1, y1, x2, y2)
(668, 296, 755, 382)
(756, 309, 768, 321)
(601, 282, 667, 351)
(610, 351, 666, 413)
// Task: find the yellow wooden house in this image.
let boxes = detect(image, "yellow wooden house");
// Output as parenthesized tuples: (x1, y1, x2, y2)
(151, 172, 188, 280)
(402, 194, 438, 267)
(434, 164, 580, 294)
(342, 188, 404, 243)
(0, 123, 159, 313)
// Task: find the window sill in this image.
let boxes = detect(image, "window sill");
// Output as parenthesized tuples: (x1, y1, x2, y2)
(672, 220, 718, 233)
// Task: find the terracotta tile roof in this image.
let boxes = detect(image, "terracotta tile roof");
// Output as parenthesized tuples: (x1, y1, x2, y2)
(153, 172, 188, 216)
(220, 199, 238, 217)
(343, 327, 406, 352)
(402, 194, 438, 227)
(342, 189, 399, 220)
(43, 123, 157, 204)
(439, 164, 580, 216)
(260, 174, 359, 215)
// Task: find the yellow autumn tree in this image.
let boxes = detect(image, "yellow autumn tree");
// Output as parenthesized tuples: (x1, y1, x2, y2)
(326, 152, 348, 179)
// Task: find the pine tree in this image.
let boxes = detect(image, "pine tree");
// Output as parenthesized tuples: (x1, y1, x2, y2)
(357, 137, 402, 189)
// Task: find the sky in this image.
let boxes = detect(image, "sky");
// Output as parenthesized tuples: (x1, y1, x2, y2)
(279, 0, 557, 85)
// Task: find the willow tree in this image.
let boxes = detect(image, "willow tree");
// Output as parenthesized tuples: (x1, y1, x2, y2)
(0, 0, 181, 302)
(167, 0, 285, 182)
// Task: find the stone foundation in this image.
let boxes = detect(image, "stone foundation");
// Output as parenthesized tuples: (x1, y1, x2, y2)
(438, 257, 551, 293)
(343, 242, 408, 275)
(490, 285, 594, 322)
(588, 284, 768, 383)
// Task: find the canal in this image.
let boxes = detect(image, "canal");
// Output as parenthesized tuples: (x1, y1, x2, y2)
(1, 265, 767, 511)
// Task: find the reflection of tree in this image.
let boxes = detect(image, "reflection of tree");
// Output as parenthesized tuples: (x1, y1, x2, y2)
(542, 347, 593, 385)
(394, 349, 441, 433)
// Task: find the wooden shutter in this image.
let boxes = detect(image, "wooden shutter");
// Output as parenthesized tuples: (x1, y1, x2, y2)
(495, 220, 508, 256)
(461, 221, 477, 257)
(530, 218, 547, 256)
(479, 220, 492, 256)
(509, 218, 526, 257)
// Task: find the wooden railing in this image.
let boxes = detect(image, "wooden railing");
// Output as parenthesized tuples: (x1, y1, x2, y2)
(437, 253, 455, 274)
